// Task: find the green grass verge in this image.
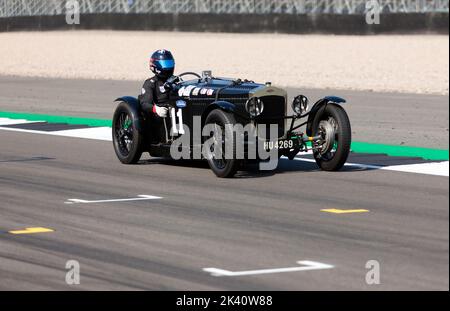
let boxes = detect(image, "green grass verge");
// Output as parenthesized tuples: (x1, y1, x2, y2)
(0, 111, 111, 128)
(350, 141, 448, 161)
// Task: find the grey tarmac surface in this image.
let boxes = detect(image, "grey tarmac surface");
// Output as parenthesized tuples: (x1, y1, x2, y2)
(0, 76, 448, 290)
(0, 75, 448, 149)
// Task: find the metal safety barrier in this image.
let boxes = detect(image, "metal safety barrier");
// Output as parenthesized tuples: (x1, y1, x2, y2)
(0, 0, 448, 17)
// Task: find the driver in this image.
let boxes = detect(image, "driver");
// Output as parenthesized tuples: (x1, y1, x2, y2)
(138, 49, 175, 120)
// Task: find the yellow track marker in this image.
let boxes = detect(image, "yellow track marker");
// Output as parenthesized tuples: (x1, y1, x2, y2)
(321, 209, 369, 214)
(8, 227, 54, 235)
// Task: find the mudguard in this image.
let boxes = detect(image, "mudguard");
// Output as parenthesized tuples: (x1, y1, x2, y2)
(305, 96, 346, 136)
(201, 101, 239, 124)
(114, 96, 143, 132)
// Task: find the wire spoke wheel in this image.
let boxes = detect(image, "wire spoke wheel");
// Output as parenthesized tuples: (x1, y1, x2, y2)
(315, 116, 338, 161)
(115, 112, 134, 156)
(112, 101, 143, 164)
(312, 104, 351, 171)
(204, 109, 240, 178)
(209, 123, 227, 170)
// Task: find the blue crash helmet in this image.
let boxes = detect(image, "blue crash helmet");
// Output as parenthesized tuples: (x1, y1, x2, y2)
(149, 49, 175, 79)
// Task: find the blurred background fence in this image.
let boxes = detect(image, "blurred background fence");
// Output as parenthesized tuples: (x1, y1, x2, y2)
(0, 0, 448, 16)
(0, 0, 448, 33)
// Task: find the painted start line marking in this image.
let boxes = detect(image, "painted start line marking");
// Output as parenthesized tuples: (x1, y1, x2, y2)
(203, 260, 334, 277)
(64, 194, 162, 204)
(8, 227, 54, 235)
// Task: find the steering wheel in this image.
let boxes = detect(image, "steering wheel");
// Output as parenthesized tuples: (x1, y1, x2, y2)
(177, 72, 201, 82)
(164, 72, 202, 90)
(164, 72, 202, 91)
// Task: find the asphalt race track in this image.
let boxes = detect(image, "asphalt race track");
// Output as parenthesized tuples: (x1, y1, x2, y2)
(0, 76, 448, 149)
(0, 76, 448, 290)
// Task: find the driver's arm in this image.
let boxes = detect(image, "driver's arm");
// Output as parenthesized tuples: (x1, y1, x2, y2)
(138, 78, 155, 112)
(138, 78, 168, 118)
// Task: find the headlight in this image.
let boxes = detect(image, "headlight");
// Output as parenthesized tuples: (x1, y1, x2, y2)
(292, 95, 309, 115)
(245, 97, 264, 118)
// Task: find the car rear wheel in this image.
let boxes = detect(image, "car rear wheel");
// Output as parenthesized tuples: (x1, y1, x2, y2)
(204, 109, 240, 178)
(112, 101, 143, 164)
(311, 103, 351, 171)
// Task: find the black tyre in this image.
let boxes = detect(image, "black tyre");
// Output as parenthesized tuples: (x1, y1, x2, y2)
(204, 109, 240, 178)
(311, 104, 351, 171)
(112, 101, 143, 164)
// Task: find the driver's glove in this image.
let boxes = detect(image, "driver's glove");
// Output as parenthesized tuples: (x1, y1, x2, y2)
(152, 105, 168, 118)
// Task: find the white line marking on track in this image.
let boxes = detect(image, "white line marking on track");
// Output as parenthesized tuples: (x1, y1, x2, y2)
(290, 157, 449, 177)
(203, 260, 334, 277)
(380, 161, 449, 177)
(64, 194, 162, 204)
(0, 126, 112, 141)
(0, 118, 44, 125)
(53, 127, 112, 141)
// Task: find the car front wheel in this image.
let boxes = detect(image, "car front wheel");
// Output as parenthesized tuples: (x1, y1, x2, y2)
(311, 103, 351, 171)
(204, 109, 240, 178)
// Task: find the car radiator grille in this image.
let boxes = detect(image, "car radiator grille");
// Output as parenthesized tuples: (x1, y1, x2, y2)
(255, 95, 286, 139)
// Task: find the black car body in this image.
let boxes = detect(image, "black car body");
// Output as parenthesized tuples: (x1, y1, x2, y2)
(113, 71, 352, 177)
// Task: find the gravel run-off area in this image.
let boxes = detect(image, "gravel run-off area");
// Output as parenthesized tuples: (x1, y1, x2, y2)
(0, 31, 448, 95)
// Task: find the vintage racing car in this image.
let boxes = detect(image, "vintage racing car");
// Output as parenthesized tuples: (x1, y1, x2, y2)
(112, 71, 351, 178)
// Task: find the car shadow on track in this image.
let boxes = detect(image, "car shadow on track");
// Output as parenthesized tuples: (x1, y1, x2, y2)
(138, 157, 209, 169)
(137, 157, 373, 178)
(275, 158, 373, 174)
